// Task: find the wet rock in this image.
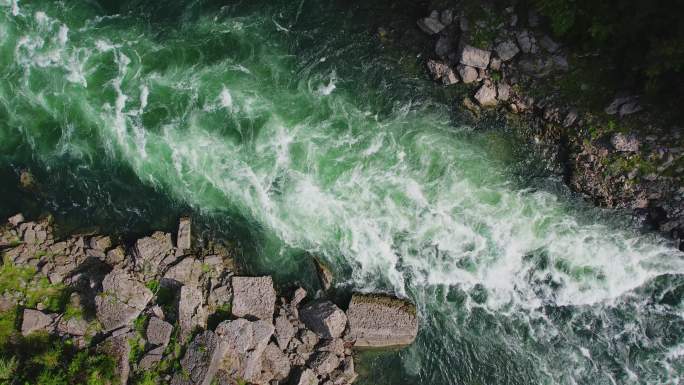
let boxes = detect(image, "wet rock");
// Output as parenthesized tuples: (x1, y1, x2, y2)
(427, 60, 458, 85)
(314, 257, 334, 291)
(552, 54, 570, 71)
(494, 40, 520, 62)
(346, 293, 418, 348)
(146, 316, 173, 347)
(457, 45, 491, 69)
(563, 110, 579, 127)
(611, 133, 640, 152)
(619, 100, 643, 117)
(97, 332, 134, 385)
(435, 36, 453, 59)
(19, 170, 36, 189)
(177, 217, 192, 252)
(179, 285, 207, 342)
(417, 16, 446, 35)
(605, 95, 640, 115)
(171, 330, 225, 385)
(300, 301, 347, 339)
(95, 268, 153, 332)
(462, 97, 481, 114)
(474, 81, 498, 107)
(292, 287, 307, 308)
(457, 64, 478, 84)
(21, 309, 57, 336)
(440, 9, 454, 26)
(231, 276, 276, 321)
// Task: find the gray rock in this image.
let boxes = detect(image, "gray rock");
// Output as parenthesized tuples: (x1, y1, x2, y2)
(619, 100, 643, 117)
(563, 110, 579, 127)
(275, 314, 296, 350)
(300, 301, 347, 339)
(296, 369, 319, 385)
(292, 287, 307, 308)
(417, 17, 445, 35)
(97, 332, 134, 385)
(179, 285, 207, 343)
(215, 319, 274, 384)
(95, 268, 153, 332)
(89, 235, 112, 251)
(134, 231, 173, 276)
(346, 293, 418, 348)
(435, 36, 453, 58)
(457, 64, 478, 84)
(474, 81, 498, 107)
(171, 330, 225, 385)
(457, 45, 491, 69)
(207, 284, 232, 310)
(139, 346, 165, 370)
(8, 213, 24, 227)
(308, 351, 341, 376)
(426, 60, 450, 81)
(163, 257, 204, 286)
(146, 316, 173, 347)
(611, 133, 641, 152)
(177, 217, 192, 252)
(489, 56, 502, 71)
(442, 68, 459, 85)
(56, 316, 88, 337)
(256, 343, 291, 383)
(319, 338, 345, 357)
(539, 35, 560, 53)
(552, 54, 569, 71)
(496, 82, 512, 102)
(105, 246, 126, 266)
(330, 356, 357, 385)
(21, 309, 56, 336)
(494, 40, 520, 61)
(440, 9, 454, 26)
(516, 30, 538, 54)
(231, 276, 276, 321)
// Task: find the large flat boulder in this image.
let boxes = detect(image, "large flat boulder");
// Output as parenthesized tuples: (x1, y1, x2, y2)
(346, 293, 418, 348)
(21, 309, 57, 336)
(231, 276, 276, 321)
(458, 45, 491, 69)
(300, 300, 347, 339)
(95, 268, 153, 331)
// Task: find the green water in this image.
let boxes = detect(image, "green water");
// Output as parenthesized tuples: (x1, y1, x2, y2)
(1, 1, 683, 384)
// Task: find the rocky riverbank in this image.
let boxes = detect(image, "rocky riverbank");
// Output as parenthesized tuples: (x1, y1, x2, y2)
(0, 214, 418, 385)
(410, 1, 683, 249)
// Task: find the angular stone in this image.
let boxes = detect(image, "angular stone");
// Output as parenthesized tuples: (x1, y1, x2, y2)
(89, 236, 112, 251)
(516, 30, 538, 54)
(292, 287, 307, 308)
(177, 217, 192, 251)
(495, 40, 520, 61)
(275, 314, 296, 350)
(21, 309, 56, 336)
(95, 268, 153, 332)
(611, 133, 640, 152)
(139, 346, 165, 370)
(163, 257, 204, 286)
(496, 82, 512, 102)
(105, 246, 126, 266)
(8, 213, 24, 227)
(300, 301, 347, 339)
(442, 68, 459, 85)
(296, 369, 319, 385)
(97, 332, 133, 385)
(147, 316, 173, 347)
(417, 17, 445, 35)
(179, 285, 206, 342)
(171, 330, 225, 385)
(457, 45, 491, 69)
(231, 276, 276, 321)
(346, 293, 418, 348)
(474, 81, 498, 107)
(56, 316, 88, 337)
(256, 343, 291, 383)
(330, 356, 357, 385)
(457, 64, 478, 84)
(308, 351, 341, 376)
(215, 319, 274, 384)
(134, 231, 173, 276)
(426, 59, 450, 81)
(539, 35, 560, 53)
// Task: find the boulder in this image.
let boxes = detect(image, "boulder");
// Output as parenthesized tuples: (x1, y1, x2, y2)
(275, 314, 297, 350)
(231, 276, 276, 321)
(300, 301, 347, 339)
(139, 346, 165, 370)
(435, 36, 453, 58)
(97, 332, 134, 385)
(146, 316, 173, 347)
(474, 81, 498, 107)
(163, 257, 204, 286)
(563, 110, 579, 127)
(21, 309, 56, 336)
(611, 133, 640, 152)
(314, 257, 334, 291)
(56, 316, 88, 337)
(496, 82, 512, 102)
(457, 45, 491, 69)
(330, 356, 358, 385)
(417, 16, 445, 35)
(256, 343, 291, 383)
(134, 231, 173, 276)
(171, 330, 226, 385)
(308, 351, 341, 376)
(494, 40, 520, 61)
(440, 9, 454, 26)
(177, 217, 192, 252)
(516, 30, 538, 54)
(457, 64, 478, 84)
(215, 319, 274, 384)
(295, 369, 319, 385)
(95, 268, 153, 332)
(179, 285, 207, 342)
(89, 235, 112, 251)
(426, 60, 449, 80)
(346, 293, 418, 348)
(8, 213, 24, 227)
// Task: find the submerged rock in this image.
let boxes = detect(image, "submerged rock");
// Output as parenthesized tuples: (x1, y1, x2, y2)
(346, 293, 418, 347)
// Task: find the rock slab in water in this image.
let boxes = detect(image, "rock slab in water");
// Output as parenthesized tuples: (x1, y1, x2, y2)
(346, 293, 418, 347)
(231, 276, 276, 321)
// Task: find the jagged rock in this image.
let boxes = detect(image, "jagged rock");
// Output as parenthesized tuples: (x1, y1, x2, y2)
(56, 316, 88, 337)
(330, 357, 357, 385)
(21, 309, 56, 336)
(300, 301, 347, 339)
(295, 369, 319, 385)
(257, 343, 291, 383)
(457, 64, 478, 84)
(147, 316, 173, 347)
(518, 57, 554, 78)
(611, 133, 640, 152)
(417, 16, 445, 35)
(346, 293, 418, 347)
(314, 258, 334, 291)
(177, 217, 192, 252)
(95, 268, 153, 332)
(139, 346, 165, 370)
(231, 276, 276, 321)
(319, 338, 345, 357)
(179, 285, 207, 342)
(489, 56, 502, 71)
(171, 330, 225, 385)
(275, 314, 297, 350)
(619, 100, 643, 117)
(105, 246, 126, 266)
(457, 45, 491, 69)
(516, 30, 538, 54)
(292, 287, 307, 308)
(308, 351, 341, 376)
(134, 231, 173, 276)
(216, 319, 274, 384)
(494, 40, 520, 61)
(496, 82, 511, 102)
(8, 213, 24, 227)
(97, 332, 134, 385)
(474, 81, 498, 107)
(563, 110, 579, 127)
(539, 35, 560, 53)
(605, 95, 638, 115)
(163, 257, 204, 286)
(552, 54, 569, 71)
(207, 284, 231, 310)
(89, 235, 111, 251)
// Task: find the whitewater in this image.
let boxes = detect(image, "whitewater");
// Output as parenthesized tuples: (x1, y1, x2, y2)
(0, 1, 682, 384)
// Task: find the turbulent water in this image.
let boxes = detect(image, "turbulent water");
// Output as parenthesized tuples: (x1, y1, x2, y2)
(1, 1, 683, 384)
